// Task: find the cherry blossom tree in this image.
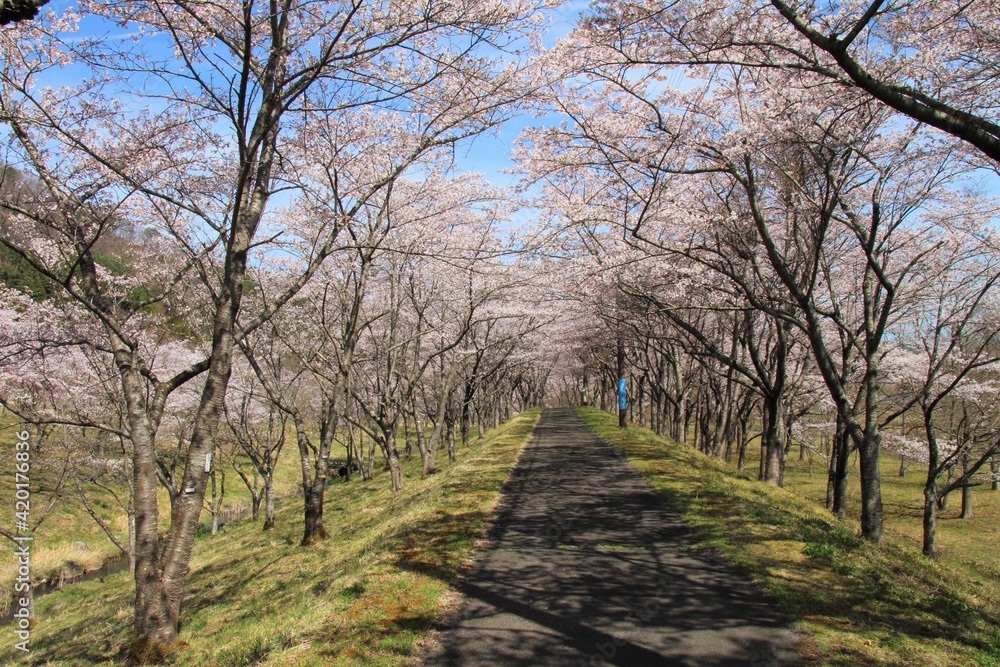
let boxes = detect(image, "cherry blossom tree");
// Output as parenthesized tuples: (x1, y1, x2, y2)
(880, 219, 1000, 557)
(0, 0, 553, 657)
(346, 183, 516, 490)
(519, 1, 987, 542)
(572, 0, 1000, 167)
(221, 358, 289, 531)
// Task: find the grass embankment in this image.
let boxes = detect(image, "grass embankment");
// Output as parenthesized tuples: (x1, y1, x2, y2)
(780, 446, 1000, 590)
(0, 418, 483, 614)
(0, 419, 306, 614)
(578, 406, 1000, 667)
(1, 409, 539, 666)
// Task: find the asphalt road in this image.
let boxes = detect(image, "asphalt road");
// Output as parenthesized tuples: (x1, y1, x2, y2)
(422, 407, 802, 667)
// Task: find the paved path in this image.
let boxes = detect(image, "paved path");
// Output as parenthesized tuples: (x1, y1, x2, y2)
(423, 408, 801, 667)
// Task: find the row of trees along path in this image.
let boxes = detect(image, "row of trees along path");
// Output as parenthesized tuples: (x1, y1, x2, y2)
(425, 408, 800, 666)
(0, 0, 999, 664)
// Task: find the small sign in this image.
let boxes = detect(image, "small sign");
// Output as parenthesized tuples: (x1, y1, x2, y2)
(618, 378, 627, 411)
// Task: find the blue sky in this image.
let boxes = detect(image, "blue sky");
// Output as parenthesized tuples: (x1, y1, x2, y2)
(450, 1, 587, 193)
(28, 0, 1000, 211)
(41, 0, 585, 191)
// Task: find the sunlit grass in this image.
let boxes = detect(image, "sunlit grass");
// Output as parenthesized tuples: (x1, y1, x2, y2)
(579, 406, 1000, 667)
(776, 445, 1000, 589)
(0, 409, 538, 666)
(0, 416, 307, 616)
(0, 415, 477, 616)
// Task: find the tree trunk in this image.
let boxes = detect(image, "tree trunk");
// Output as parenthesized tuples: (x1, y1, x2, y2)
(446, 409, 456, 462)
(415, 413, 432, 473)
(826, 434, 836, 510)
(461, 389, 473, 446)
(923, 481, 938, 558)
(262, 473, 275, 531)
(403, 415, 413, 460)
(130, 272, 250, 659)
(761, 394, 785, 486)
(938, 462, 952, 510)
(672, 399, 684, 443)
(301, 480, 327, 546)
(422, 437, 437, 475)
(128, 513, 136, 575)
(636, 374, 646, 429)
(383, 424, 405, 492)
(712, 397, 727, 458)
(858, 433, 884, 542)
(961, 454, 974, 520)
(250, 488, 262, 523)
(831, 417, 850, 517)
(345, 433, 354, 483)
(126, 367, 177, 661)
(961, 484, 973, 519)
(296, 415, 329, 546)
(209, 467, 221, 536)
(365, 436, 376, 481)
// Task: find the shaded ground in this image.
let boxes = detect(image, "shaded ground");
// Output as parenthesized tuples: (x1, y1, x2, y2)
(423, 408, 802, 667)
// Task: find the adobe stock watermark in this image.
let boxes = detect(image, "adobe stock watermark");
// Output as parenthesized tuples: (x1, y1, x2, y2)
(12, 428, 32, 653)
(539, 510, 575, 544)
(574, 576, 674, 667)
(750, 644, 781, 667)
(535, 513, 677, 667)
(571, 575, 782, 667)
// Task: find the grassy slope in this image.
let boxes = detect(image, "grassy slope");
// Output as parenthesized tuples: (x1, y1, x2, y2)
(779, 446, 1000, 591)
(0, 420, 306, 614)
(1, 409, 539, 666)
(578, 406, 1000, 667)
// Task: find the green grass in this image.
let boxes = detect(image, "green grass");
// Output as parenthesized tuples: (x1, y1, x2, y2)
(0, 409, 539, 666)
(777, 444, 1000, 589)
(0, 416, 482, 616)
(579, 406, 1000, 667)
(0, 419, 306, 615)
